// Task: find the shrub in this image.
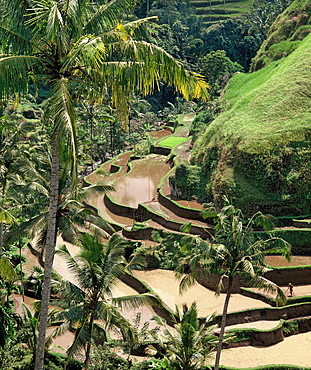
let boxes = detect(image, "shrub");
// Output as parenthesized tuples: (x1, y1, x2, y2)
(89, 344, 129, 370)
(282, 320, 299, 336)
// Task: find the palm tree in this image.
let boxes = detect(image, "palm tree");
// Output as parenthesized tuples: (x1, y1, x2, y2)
(176, 198, 291, 370)
(149, 302, 219, 370)
(21, 301, 65, 362)
(0, 257, 18, 303)
(0, 303, 22, 349)
(0, 2, 208, 367)
(0, 116, 41, 252)
(6, 169, 115, 260)
(50, 232, 161, 369)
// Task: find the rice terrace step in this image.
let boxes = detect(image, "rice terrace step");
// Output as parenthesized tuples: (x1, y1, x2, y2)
(189, 0, 255, 26)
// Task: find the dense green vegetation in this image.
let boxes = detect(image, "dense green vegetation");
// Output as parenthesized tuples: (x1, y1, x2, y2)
(0, 0, 208, 368)
(1, 0, 311, 369)
(180, 0, 311, 215)
(189, 0, 255, 26)
(176, 199, 291, 370)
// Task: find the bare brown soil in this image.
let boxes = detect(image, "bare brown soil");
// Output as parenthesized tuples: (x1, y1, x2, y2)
(266, 255, 311, 267)
(149, 129, 172, 139)
(214, 332, 311, 368)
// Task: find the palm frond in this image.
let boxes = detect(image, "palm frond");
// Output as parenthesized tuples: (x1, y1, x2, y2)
(79, 214, 114, 239)
(63, 0, 83, 26)
(67, 317, 92, 359)
(111, 292, 162, 310)
(0, 55, 39, 99)
(45, 321, 72, 348)
(85, 37, 209, 122)
(47, 2, 67, 46)
(4, 212, 47, 246)
(250, 275, 287, 306)
(237, 259, 255, 278)
(0, 208, 16, 224)
(55, 244, 84, 279)
(126, 253, 147, 270)
(121, 16, 158, 39)
(0, 24, 34, 54)
(15, 181, 49, 199)
(44, 78, 78, 189)
(84, 0, 137, 34)
(0, 257, 18, 282)
(261, 237, 292, 261)
(177, 273, 197, 295)
(251, 212, 275, 232)
(62, 34, 106, 73)
(49, 301, 85, 322)
(81, 181, 115, 201)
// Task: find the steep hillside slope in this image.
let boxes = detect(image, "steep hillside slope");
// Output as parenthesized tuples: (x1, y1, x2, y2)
(190, 0, 311, 216)
(251, 0, 311, 70)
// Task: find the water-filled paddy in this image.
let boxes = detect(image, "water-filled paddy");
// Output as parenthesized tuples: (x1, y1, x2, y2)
(112, 155, 170, 208)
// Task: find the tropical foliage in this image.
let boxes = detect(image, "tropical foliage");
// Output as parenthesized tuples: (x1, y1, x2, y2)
(50, 232, 162, 369)
(149, 302, 219, 370)
(0, 1, 209, 367)
(0, 0, 305, 369)
(176, 198, 291, 370)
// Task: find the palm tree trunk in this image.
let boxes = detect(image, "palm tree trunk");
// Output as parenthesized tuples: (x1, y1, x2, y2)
(84, 313, 95, 369)
(0, 222, 3, 255)
(214, 276, 233, 370)
(34, 130, 60, 370)
(19, 243, 24, 302)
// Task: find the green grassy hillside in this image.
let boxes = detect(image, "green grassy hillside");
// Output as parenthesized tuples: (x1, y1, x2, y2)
(189, 0, 254, 26)
(193, 33, 311, 153)
(190, 0, 311, 215)
(251, 0, 311, 70)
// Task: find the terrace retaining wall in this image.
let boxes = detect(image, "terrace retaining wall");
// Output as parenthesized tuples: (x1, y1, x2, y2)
(264, 267, 311, 286)
(158, 189, 204, 220)
(212, 303, 311, 328)
(137, 203, 211, 239)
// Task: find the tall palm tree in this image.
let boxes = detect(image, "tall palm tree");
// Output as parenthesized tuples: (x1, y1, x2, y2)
(176, 198, 291, 370)
(150, 302, 219, 370)
(0, 2, 208, 368)
(50, 232, 161, 369)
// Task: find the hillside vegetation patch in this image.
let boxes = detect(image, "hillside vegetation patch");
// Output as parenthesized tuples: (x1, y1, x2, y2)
(189, 10, 311, 214)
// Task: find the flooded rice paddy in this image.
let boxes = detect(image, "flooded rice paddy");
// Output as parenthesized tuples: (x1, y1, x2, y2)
(112, 155, 170, 208)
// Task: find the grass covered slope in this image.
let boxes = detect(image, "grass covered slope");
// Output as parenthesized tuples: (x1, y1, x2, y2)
(251, 0, 311, 71)
(190, 7, 311, 215)
(194, 32, 311, 153)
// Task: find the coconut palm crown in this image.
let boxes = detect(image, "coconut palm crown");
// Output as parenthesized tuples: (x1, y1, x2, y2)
(50, 232, 162, 369)
(176, 197, 291, 370)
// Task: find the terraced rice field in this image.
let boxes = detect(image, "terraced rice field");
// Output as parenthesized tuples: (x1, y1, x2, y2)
(189, 0, 254, 26)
